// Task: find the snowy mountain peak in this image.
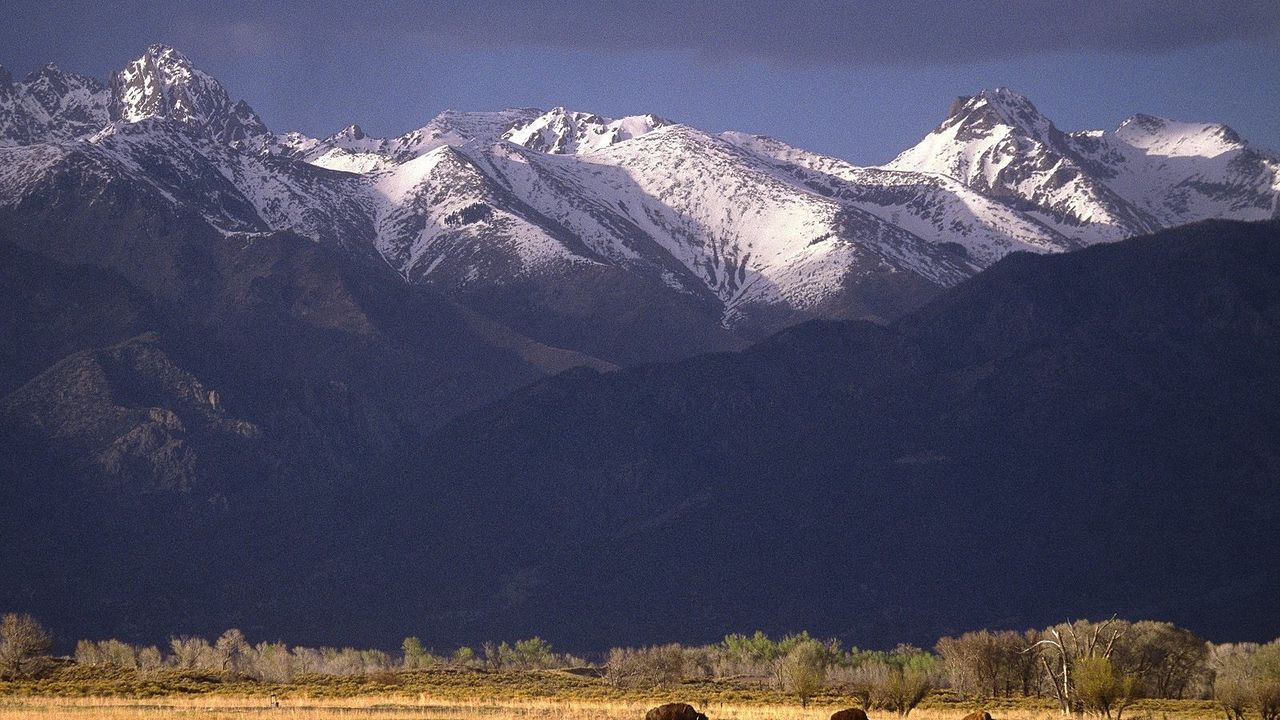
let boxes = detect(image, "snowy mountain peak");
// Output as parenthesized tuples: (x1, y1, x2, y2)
(943, 87, 1057, 143)
(890, 87, 1061, 174)
(280, 106, 669, 170)
(333, 124, 367, 141)
(888, 87, 1163, 241)
(503, 107, 667, 154)
(1114, 113, 1246, 158)
(109, 44, 268, 145)
(0, 62, 110, 144)
(22, 65, 97, 95)
(144, 43, 188, 60)
(422, 108, 541, 143)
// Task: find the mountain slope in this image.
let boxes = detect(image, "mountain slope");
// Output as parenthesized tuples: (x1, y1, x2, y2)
(5, 220, 1275, 649)
(1069, 113, 1280, 226)
(0, 225, 626, 641)
(0, 228, 610, 494)
(387, 219, 1280, 648)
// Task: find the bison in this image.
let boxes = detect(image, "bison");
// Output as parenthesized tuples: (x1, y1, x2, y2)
(830, 709, 870, 720)
(645, 703, 708, 720)
(961, 712, 993, 720)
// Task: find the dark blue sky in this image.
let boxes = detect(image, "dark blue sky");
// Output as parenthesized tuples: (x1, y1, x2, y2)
(6, 0, 1279, 164)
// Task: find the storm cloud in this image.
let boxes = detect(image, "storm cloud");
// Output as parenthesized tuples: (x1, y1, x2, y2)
(357, 0, 1280, 65)
(9, 1, 1280, 70)
(4, 0, 1278, 165)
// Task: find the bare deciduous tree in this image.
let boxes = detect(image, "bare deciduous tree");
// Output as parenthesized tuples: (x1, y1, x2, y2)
(171, 636, 219, 669)
(1029, 617, 1130, 714)
(1214, 650, 1255, 720)
(214, 629, 250, 673)
(0, 613, 53, 679)
(938, 629, 1040, 698)
(137, 646, 163, 672)
(607, 644, 686, 689)
(1118, 621, 1208, 699)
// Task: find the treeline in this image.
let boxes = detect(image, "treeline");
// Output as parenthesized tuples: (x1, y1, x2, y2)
(73, 631, 584, 682)
(3, 613, 1279, 718)
(607, 633, 940, 711)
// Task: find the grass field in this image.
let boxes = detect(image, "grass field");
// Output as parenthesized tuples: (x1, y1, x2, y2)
(0, 667, 1226, 719)
(0, 697, 1230, 720)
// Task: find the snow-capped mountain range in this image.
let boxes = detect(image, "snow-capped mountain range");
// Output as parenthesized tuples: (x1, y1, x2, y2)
(2, 45, 1277, 341)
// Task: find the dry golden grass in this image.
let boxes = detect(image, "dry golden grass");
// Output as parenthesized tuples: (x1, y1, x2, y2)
(0, 667, 1225, 719)
(0, 696, 1225, 720)
(0, 696, 1004, 720)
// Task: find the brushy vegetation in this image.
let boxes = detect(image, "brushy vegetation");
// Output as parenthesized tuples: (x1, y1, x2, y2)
(1, 612, 1278, 720)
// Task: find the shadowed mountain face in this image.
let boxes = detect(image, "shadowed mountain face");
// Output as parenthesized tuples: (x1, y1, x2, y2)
(0, 230, 599, 489)
(0, 230, 611, 643)
(3, 220, 1277, 650)
(379, 219, 1280, 649)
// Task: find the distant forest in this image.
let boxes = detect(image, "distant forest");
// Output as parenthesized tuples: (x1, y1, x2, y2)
(2, 613, 1278, 717)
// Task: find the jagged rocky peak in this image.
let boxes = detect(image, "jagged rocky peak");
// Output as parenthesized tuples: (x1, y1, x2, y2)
(314, 122, 377, 150)
(943, 87, 1057, 143)
(889, 86, 1064, 173)
(0, 62, 110, 144)
(23, 62, 108, 98)
(1122, 113, 1173, 134)
(109, 43, 269, 144)
(887, 88, 1164, 241)
(333, 124, 366, 141)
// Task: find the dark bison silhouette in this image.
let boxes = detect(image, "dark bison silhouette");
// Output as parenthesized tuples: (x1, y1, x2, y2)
(961, 712, 993, 720)
(830, 709, 870, 720)
(646, 703, 708, 720)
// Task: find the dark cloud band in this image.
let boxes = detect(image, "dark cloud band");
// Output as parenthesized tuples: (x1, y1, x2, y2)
(328, 0, 1280, 64)
(8, 0, 1279, 71)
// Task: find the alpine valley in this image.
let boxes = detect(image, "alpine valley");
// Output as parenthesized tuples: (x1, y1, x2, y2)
(1, 45, 1277, 650)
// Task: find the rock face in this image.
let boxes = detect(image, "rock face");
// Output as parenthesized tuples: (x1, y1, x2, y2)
(108, 45, 270, 146)
(0, 63, 110, 144)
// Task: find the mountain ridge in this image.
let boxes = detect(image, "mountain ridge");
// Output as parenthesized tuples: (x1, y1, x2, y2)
(1, 47, 1275, 352)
